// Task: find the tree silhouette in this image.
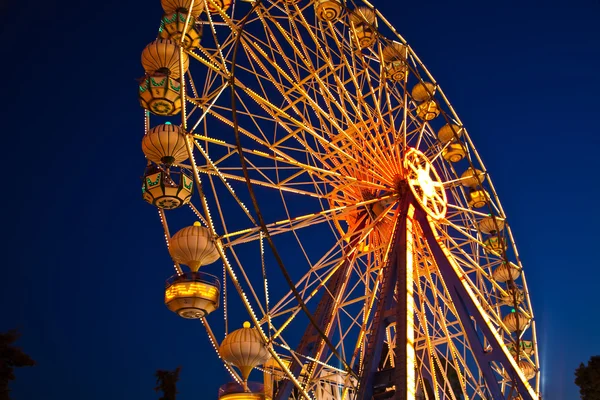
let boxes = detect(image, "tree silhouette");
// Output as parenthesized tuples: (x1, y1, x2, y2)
(415, 356, 463, 399)
(436, 356, 463, 399)
(0, 329, 35, 400)
(575, 356, 600, 400)
(155, 367, 182, 400)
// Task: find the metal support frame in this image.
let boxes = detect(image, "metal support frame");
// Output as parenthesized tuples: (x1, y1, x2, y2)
(393, 204, 410, 400)
(274, 192, 535, 400)
(415, 210, 535, 400)
(357, 197, 418, 400)
(357, 213, 405, 400)
(357, 200, 535, 400)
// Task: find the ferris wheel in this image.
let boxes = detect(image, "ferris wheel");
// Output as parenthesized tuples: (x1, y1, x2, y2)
(137, 0, 540, 399)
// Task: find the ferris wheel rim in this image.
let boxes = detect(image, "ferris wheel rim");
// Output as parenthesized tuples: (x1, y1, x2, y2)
(139, 0, 540, 397)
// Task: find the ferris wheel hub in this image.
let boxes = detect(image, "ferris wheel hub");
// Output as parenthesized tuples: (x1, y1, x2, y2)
(416, 168, 435, 198)
(403, 148, 447, 219)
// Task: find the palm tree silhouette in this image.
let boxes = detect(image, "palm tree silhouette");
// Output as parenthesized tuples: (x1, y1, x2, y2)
(0, 329, 35, 400)
(155, 367, 182, 400)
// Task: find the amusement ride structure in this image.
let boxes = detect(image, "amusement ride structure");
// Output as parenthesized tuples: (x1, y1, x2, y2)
(136, 0, 540, 398)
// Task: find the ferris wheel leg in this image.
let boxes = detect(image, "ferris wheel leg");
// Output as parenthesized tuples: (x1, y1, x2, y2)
(357, 202, 420, 400)
(415, 210, 536, 400)
(356, 219, 403, 400)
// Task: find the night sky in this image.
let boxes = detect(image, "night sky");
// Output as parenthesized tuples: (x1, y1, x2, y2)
(1, 0, 599, 399)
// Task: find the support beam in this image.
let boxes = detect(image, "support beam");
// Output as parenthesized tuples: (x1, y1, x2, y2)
(357, 199, 414, 400)
(273, 191, 536, 400)
(393, 204, 416, 400)
(415, 210, 536, 400)
(356, 230, 402, 400)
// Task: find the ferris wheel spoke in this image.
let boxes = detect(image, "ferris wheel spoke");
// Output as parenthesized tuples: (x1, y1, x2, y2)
(186, 45, 230, 77)
(236, 83, 360, 167)
(432, 179, 445, 191)
(238, 32, 322, 115)
(404, 120, 425, 149)
(192, 140, 257, 224)
(256, 7, 314, 83)
(413, 120, 430, 151)
(445, 202, 498, 219)
(268, 234, 384, 321)
(436, 311, 481, 397)
(193, 164, 331, 198)
(341, 66, 393, 164)
(269, 253, 363, 351)
(320, 304, 368, 371)
(220, 193, 395, 247)
(186, 87, 231, 134)
(434, 226, 498, 283)
(281, 18, 399, 174)
(191, 130, 388, 193)
(266, 253, 353, 320)
(436, 217, 480, 245)
(414, 275, 442, 395)
(203, 7, 239, 66)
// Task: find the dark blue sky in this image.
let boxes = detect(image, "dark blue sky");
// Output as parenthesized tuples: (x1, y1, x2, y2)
(1, 1, 599, 399)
